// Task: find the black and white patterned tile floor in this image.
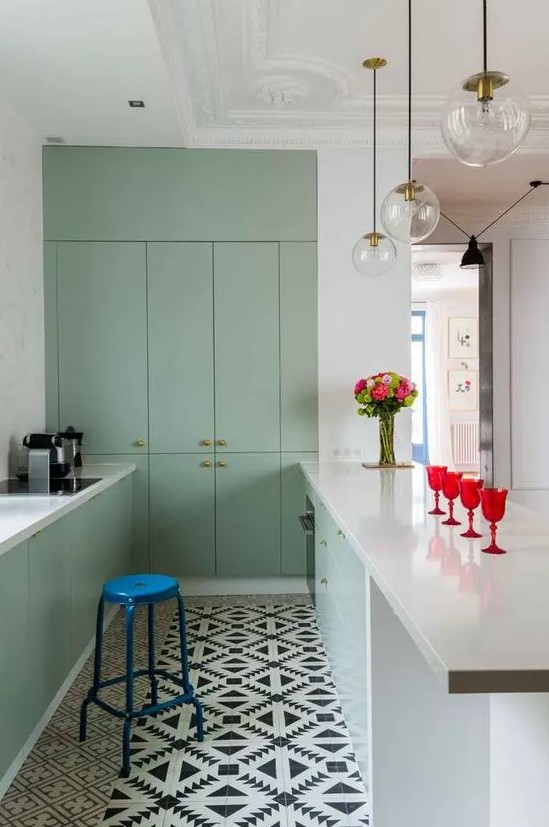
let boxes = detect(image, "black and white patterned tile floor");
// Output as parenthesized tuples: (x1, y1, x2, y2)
(0, 598, 369, 827)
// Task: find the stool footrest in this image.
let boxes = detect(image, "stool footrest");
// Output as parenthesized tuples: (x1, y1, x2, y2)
(86, 668, 195, 721)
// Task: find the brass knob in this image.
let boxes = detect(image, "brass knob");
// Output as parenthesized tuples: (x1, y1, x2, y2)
(217, 460, 228, 468)
(202, 460, 212, 468)
(217, 438, 227, 447)
(320, 577, 328, 586)
(201, 439, 212, 446)
(337, 529, 345, 539)
(320, 539, 327, 547)
(134, 439, 146, 448)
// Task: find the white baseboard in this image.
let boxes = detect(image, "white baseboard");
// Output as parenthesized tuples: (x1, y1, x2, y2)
(178, 577, 308, 596)
(0, 605, 118, 802)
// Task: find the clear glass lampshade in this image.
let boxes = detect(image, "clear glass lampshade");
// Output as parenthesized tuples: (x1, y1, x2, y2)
(380, 182, 440, 244)
(441, 72, 531, 167)
(352, 232, 397, 278)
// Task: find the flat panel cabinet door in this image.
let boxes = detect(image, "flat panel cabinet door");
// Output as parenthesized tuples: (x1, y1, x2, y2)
(44, 241, 59, 432)
(150, 454, 215, 576)
(281, 453, 318, 576)
(216, 453, 281, 576)
(57, 242, 148, 454)
(148, 243, 215, 453)
(280, 243, 318, 452)
(214, 243, 280, 452)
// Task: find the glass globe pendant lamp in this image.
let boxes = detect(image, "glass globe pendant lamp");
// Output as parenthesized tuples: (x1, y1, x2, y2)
(381, 0, 440, 244)
(441, 0, 530, 166)
(352, 57, 397, 278)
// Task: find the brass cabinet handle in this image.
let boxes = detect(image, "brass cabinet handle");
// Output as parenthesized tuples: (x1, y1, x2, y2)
(337, 529, 345, 539)
(134, 439, 146, 448)
(201, 439, 212, 446)
(217, 460, 228, 467)
(319, 539, 327, 546)
(320, 577, 328, 586)
(202, 460, 212, 468)
(217, 438, 227, 447)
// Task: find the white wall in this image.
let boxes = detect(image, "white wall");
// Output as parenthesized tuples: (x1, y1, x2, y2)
(0, 95, 44, 478)
(317, 148, 412, 464)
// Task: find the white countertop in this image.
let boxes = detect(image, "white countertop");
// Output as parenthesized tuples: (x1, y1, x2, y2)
(303, 461, 549, 693)
(0, 463, 136, 558)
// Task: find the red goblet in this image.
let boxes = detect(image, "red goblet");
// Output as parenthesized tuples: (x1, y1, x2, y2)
(441, 471, 463, 526)
(426, 465, 447, 515)
(459, 478, 484, 538)
(480, 488, 508, 554)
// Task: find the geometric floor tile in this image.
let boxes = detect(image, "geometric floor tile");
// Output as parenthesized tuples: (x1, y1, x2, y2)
(0, 595, 369, 827)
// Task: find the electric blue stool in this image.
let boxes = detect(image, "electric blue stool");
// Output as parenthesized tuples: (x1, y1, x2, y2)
(79, 574, 204, 776)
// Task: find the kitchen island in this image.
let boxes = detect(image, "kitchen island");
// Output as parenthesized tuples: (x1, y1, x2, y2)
(302, 461, 549, 827)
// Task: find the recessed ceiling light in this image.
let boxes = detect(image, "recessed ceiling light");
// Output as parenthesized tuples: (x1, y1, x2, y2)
(128, 100, 145, 108)
(412, 262, 444, 282)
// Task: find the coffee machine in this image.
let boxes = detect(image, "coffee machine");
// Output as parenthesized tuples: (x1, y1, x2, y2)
(17, 429, 82, 480)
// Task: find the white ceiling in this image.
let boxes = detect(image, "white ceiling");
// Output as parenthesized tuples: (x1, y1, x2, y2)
(1, 0, 549, 159)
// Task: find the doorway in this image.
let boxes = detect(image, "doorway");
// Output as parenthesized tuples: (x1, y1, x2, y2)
(410, 245, 493, 484)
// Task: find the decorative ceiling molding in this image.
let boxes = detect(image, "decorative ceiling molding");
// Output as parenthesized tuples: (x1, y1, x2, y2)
(149, 0, 549, 151)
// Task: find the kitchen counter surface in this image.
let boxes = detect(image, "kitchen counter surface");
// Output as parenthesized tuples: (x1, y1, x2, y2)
(302, 460, 549, 693)
(0, 463, 136, 557)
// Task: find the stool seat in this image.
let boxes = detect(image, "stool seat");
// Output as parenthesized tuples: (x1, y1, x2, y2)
(103, 574, 178, 605)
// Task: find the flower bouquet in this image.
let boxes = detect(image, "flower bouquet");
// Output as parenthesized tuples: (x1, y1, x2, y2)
(354, 371, 418, 466)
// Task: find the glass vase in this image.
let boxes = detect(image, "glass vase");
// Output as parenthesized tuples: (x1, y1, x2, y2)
(378, 413, 396, 466)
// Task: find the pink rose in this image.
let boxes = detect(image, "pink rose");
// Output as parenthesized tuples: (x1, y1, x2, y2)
(354, 379, 367, 395)
(371, 383, 389, 401)
(382, 373, 391, 385)
(395, 380, 412, 401)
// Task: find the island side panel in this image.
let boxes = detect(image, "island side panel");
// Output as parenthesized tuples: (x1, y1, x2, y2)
(369, 580, 489, 827)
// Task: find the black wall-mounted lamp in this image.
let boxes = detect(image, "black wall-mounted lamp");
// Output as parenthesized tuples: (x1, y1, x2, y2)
(441, 180, 548, 269)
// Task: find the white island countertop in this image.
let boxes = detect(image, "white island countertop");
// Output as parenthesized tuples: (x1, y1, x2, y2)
(303, 461, 549, 693)
(0, 463, 136, 558)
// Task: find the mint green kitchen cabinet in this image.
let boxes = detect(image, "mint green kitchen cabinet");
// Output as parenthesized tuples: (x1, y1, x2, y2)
(44, 241, 59, 432)
(281, 452, 318, 576)
(0, 544, 31, 780)
(214, 243, 280, 453)
(57, 242, 148, 455)
(28, 519, 72, 726)
(84, 455, 148, 573)
(215, 453, 281, 576)
(148, 243, 215, 454)
(150, 454, 216, 576)
(280, 243, 318, 452)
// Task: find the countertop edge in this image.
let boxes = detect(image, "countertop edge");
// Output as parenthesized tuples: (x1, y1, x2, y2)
(0, 464, 136, 558)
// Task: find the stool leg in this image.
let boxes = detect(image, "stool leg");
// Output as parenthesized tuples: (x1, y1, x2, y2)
(79, 595, 105, 742)
(147, 603, 158, 706)
(122, 603, 135, 778)
(176, 592, 191, 693)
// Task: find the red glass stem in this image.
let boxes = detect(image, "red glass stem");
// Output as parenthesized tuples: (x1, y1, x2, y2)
(468, 509, 475, 533)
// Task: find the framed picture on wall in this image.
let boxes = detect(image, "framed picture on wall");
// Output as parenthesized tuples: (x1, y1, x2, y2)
(448, 317, 479, 358)
(448, 369, 479, 411)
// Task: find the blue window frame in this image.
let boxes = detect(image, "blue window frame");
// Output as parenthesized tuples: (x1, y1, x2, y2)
(411, 309, 429, 465)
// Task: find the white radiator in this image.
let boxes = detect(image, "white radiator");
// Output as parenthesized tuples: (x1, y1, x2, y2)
(452, 421, 480, 466)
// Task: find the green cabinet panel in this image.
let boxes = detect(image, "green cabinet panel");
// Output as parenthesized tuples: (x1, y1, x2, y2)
(0, 544, 30, 780)
(214, 244, 280, 452)
(44, 242, 59, 432)
(85, 455, 149, 573)
(150, 454, 215, 576)
(43, 148, 317, 243)
(148, 243, 214, 453)
(281, 453, 318, 576)
(280, 243, 318, 452)
(28, 519, 71, 724)
(57, 242, 148, 454)
(216, 453, 281, 576)
(67, 497, 105, 662)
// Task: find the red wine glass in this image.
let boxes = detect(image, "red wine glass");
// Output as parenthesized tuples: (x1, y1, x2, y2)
(426, 465, 447, 515)
(441, 471, 463, 526)
(459, 478, 484, 538)
(480, 488, 508, 554)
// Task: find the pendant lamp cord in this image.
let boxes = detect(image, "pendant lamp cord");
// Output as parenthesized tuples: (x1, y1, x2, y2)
(483, 0, 488, 74)
(407, 0, 412, 181)
(373, 67, 377, 233)
(440, 181, 546, 240)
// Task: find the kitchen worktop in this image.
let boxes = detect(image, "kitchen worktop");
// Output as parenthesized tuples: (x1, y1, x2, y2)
(0, 463, 136, 558)
(302, 461, 549, 693)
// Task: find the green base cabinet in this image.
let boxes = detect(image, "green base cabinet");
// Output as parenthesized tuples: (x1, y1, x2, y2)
(150, 454, 215, 576)
(281, 453, 318, 576)
(216, 453, 281, 577)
